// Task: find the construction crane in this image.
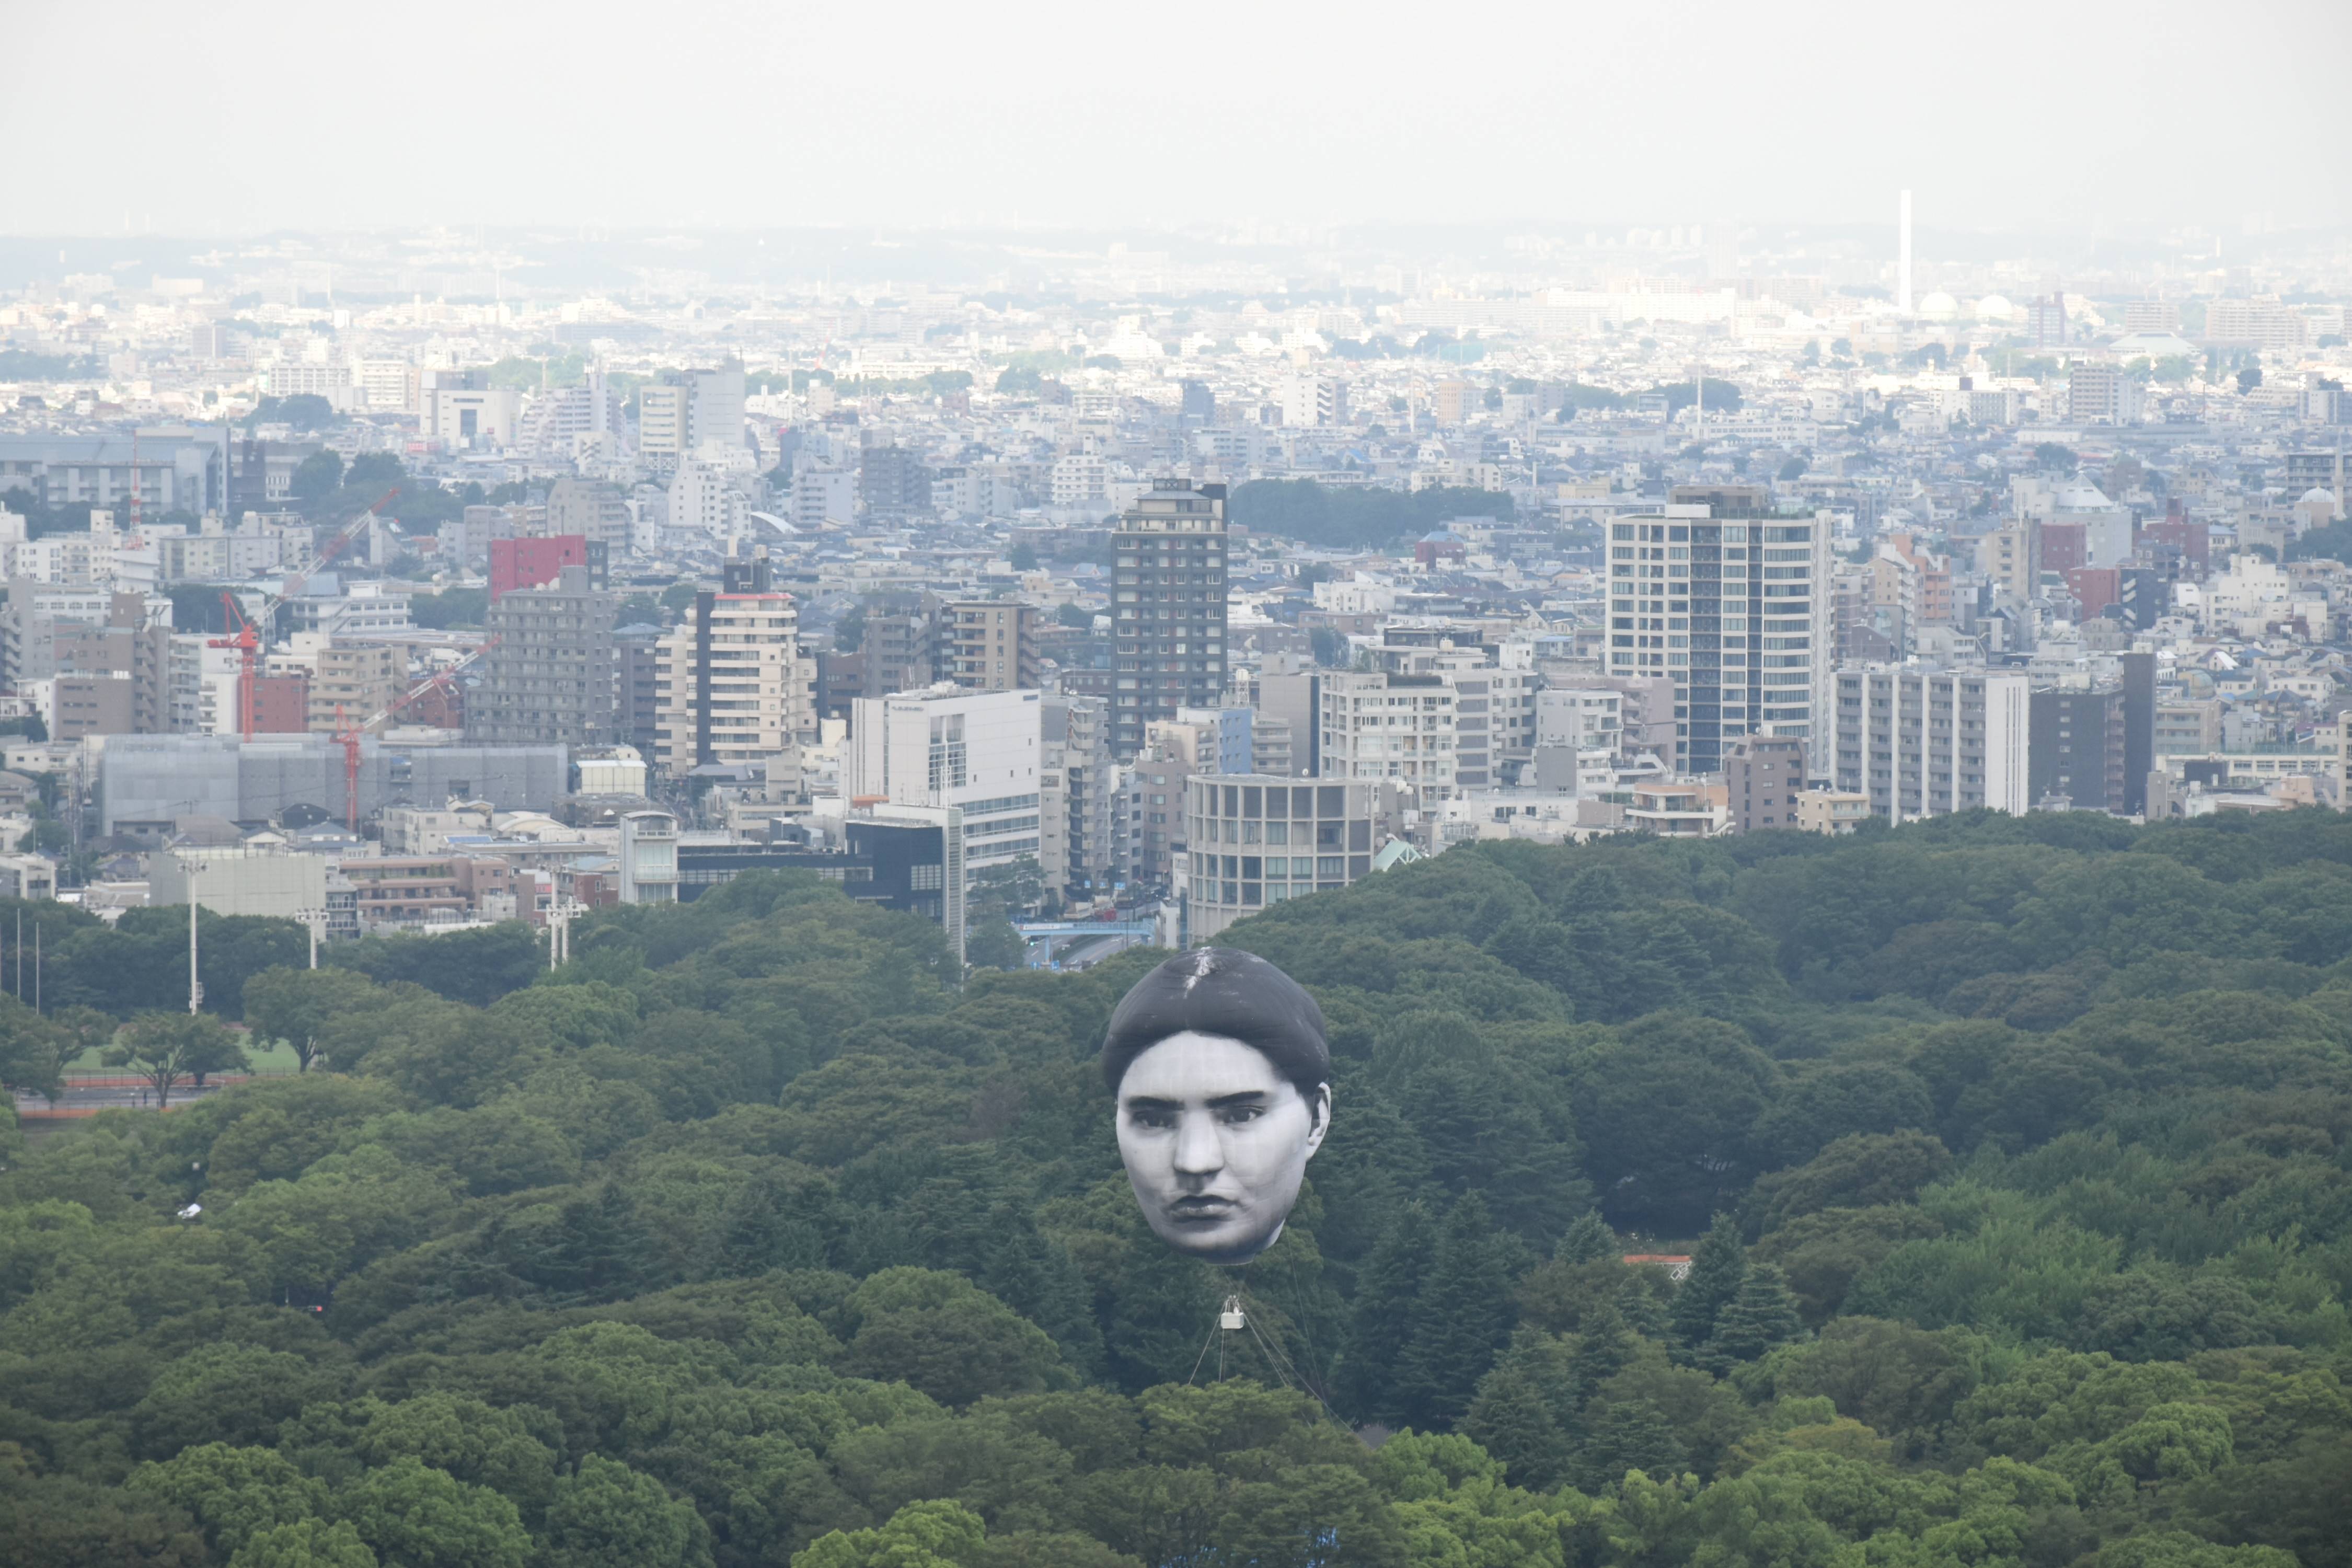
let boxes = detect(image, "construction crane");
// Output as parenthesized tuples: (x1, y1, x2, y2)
(206, 488, 399, 741)
(330, 637, 498, 831)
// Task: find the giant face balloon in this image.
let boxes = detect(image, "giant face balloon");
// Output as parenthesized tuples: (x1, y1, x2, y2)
(1103, 949, 1331, 1265)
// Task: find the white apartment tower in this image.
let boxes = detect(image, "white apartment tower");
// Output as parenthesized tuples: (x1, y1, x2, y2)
(1316, 670, 1458, 798)
(1606, 486, 1832, 775)
(1834, 668, 2030, 820)
(652, 554, 813, 779)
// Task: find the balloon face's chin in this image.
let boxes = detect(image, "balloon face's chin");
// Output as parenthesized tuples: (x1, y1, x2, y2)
(1136, 1190, 1288, 1265)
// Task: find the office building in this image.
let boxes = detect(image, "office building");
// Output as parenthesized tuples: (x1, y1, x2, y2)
(1834, 668, 2030, 821)
(420, 370, 521, 450)
(1181, 777, 1400, 942)
(471, 565, 619, 748)
(1112, 479, 1228, 757)
(1724, 734, 1808, 833)
(546, 478, 635, 557)
(844, 685, 1045, 882)
(939, 600, 1039, 692)
(1606, 485, 1831, 774)
(652, 552, 812, 777)
(0, 428, 230, 515)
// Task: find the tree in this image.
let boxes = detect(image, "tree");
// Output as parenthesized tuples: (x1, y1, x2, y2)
(291, 452, 345, 501)
(344, 453, 404, 490)
(836, 1267, 1074, 1406)
(0, 1004, 71, 1100)
(241, 966, 381, 1072)
(104, 1012, 248, 1106)
(795, 1499, 986, 1568)
(965, 920, 1027, 974)
(334, 1458, 531, 1568)
(229, 1518, 378, 1568)
(1397, 1193, 1521, 1432)
(2237, 366, 2262, 393)
(125, 1444, 327, 1558)
(1671, 1215, 1746, 1349)
(540, 1456, 711, 1568)
(1338, 1202, 1439, 1424)
(1700, 1262, 1802, 1369)
(1557, 1210, 1619, 1264)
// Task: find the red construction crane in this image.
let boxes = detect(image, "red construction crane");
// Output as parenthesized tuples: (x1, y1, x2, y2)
(207, 489, 400, 741)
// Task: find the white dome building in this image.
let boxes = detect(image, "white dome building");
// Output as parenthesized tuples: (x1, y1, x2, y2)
(1976, 294, 2015, 322)
(1919, 291, 1959, 320)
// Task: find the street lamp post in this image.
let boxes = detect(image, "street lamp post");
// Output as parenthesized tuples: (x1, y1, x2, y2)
(293, 906, 326, 969)
(186, 858, 209, 1014)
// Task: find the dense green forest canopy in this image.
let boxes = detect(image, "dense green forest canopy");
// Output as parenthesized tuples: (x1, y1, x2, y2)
(3, 809, 2350, 1568)
(1229, 480, 1517, 552)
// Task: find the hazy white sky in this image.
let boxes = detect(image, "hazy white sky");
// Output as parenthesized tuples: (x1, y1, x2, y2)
(8, 0, 2348, 237)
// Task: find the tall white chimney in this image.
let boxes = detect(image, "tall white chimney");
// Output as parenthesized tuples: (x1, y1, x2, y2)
(1898, 189, 1914, 315)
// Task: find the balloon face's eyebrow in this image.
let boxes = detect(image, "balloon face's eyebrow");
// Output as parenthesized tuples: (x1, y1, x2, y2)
(1206, 1091, 1269, 1110)
(1123, 1095, 1182, 1113)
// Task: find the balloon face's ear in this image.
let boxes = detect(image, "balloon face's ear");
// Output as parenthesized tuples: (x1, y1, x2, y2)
(1302, 1081, 1332, 1158)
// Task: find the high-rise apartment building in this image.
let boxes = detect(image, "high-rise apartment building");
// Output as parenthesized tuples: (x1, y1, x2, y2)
(653, 552, 812, 777)
(1112, 479, 1228, 757)
(2028, 656, 2154, 815)
(2066, 364, 2143, 426)
(1316, 670, 1457, 797)
(1834, 668, 2030, 821)
(844, 685, 1045, 883)
(858, 445, 932, 516)
(307, 643, 404, 734)
(545, 478, 635, 557)
(469, 565, 619, 748)
(48, 591, 172, 740)
(1042, 692, 1113, 901)
(1606, 485, 1831, 774)
(637, 363, 747, 466)
(1724, 735, 1808, 833)
(1278, 375, 1349, 428)
(939, 601, 1039, 692)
